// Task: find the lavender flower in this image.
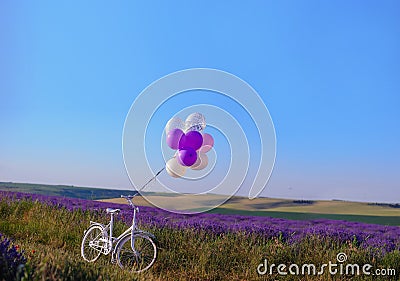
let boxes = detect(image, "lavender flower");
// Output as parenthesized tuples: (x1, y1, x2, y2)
(1, 191, 399, 255)
(0, 232, 27, 280)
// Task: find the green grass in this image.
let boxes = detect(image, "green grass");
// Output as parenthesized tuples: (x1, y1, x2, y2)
(1, 197, 399, 280)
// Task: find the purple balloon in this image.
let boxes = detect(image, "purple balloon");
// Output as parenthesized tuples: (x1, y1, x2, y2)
(177, 148, 198, 166)
(179, 131, 203, 150)
(166, 129, 184, 149)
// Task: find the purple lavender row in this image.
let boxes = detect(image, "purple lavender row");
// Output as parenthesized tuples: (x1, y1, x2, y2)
(0, 232, 27, 280)
(1, 191, 399, 254)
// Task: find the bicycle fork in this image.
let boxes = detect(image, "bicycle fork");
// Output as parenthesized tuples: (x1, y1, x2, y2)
(131, 206, 138, 254)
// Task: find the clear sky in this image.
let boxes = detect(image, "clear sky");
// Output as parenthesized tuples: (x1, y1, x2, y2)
(1, 1, 399, 202)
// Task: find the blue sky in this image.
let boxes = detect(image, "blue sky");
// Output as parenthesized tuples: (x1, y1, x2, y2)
(1, 1, 399, 202)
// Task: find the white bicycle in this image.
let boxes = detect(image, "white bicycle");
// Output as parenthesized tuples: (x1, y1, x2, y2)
(81, 192, 157, 273)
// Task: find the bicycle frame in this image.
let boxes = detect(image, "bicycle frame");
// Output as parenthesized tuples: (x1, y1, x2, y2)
(82, 193, 157, 272)
(88, 194, 155, 261)
(123, 196, 139, 252)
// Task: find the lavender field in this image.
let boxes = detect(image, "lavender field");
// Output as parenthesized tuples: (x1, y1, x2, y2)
(0, 191, 399, 280)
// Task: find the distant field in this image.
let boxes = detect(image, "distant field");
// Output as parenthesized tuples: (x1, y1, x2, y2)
(102, 194, 400, 226)
(0, 182, 133, 200)
(102, 193, 400, 216)
(222, 196, 400, 216)
(1, 182, 399, 225)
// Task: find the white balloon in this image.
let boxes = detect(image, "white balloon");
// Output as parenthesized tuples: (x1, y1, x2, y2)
(165, 117, 185, 134)
(185, 112, 206, 132)
(191, 152, 208, 170)
(166, 157, 186, 178)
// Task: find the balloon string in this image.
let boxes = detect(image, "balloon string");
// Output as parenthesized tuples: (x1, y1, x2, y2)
(138, 167, 165, 192)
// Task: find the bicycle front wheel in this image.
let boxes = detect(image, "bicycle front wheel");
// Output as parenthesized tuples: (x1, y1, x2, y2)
(81, 225, 105, 262)
(116, 234, 157, 273)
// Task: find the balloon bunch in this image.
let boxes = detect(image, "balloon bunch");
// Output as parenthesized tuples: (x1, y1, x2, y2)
(165, 113, 214, 178)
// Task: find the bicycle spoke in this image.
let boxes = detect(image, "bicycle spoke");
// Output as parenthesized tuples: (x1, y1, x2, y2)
(117, 234, 156, 272)
(81, 226, 104, 262)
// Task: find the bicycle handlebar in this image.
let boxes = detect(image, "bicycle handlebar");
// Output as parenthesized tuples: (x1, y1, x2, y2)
(121, 191, 139, 200)
(121, 192, 140, 211)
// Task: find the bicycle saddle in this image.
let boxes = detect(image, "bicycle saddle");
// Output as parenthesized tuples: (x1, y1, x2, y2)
(106, 208, 120, 214)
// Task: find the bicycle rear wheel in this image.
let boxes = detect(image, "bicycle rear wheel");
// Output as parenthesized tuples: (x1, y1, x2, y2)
(81, 225, 105, 262)
(116, 233, 157, 272)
